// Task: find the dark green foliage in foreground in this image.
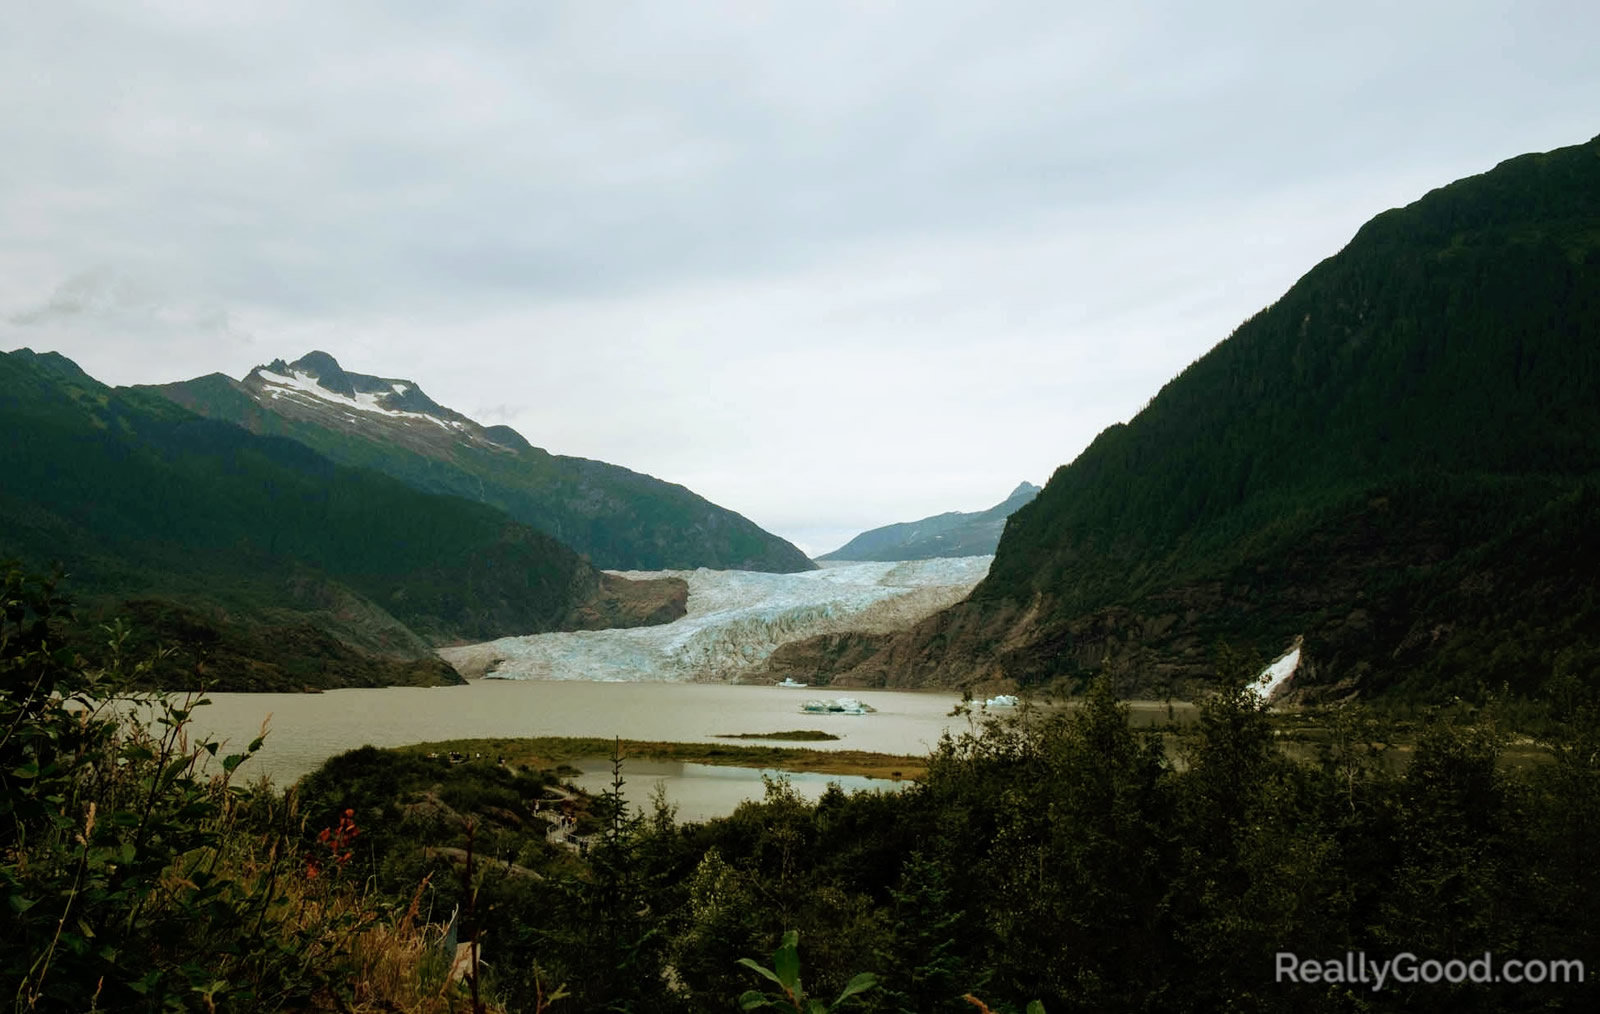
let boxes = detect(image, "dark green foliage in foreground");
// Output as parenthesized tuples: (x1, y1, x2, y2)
(738, 929, 878, 1011)
(0, 566, 338, 1010)
(0, 349, 610, 689)
(10, 569, 1598, 1010)
(295, 665, 1598, 1012)
(633, 674, 1597, 1013)
(972, 134, 1600, 698)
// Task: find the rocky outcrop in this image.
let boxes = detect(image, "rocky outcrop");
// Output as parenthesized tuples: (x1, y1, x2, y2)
(565, 572, 689, 631)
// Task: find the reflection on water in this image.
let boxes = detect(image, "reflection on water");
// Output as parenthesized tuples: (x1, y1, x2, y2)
(566, 757, 910, 823)
(188, 680, 967, 816)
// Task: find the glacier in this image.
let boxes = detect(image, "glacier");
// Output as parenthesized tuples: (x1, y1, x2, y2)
(438, 557, 993, 682)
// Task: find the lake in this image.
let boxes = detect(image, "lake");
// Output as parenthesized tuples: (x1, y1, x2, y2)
(188, 680, 973, 820)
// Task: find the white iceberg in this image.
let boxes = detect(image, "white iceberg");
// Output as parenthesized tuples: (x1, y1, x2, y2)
(800, 697, 876, 715)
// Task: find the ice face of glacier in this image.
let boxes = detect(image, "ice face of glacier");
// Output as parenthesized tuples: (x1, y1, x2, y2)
(438, 557, 993, 682)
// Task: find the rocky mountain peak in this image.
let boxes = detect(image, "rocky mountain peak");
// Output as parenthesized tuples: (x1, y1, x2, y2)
(242, 352, 468, 434)
(152, 350, 818, 572)
(288, 351, 356, 396)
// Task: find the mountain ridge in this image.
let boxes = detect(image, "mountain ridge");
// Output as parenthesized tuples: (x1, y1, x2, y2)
(0, 348, 688, 691)
(151, 352, 816, 573)
(767, 133, 1600, 700)
(817, 482, 1040, 561)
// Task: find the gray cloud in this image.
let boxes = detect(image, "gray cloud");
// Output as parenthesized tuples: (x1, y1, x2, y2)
(4, 1, 1598, 555)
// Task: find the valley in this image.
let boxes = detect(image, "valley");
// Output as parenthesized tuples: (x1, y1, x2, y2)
(5, 110, 1599, 1011)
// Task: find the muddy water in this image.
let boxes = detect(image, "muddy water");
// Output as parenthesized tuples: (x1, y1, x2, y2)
(566, 759, 910, 822)
(188, 680, 969, 818)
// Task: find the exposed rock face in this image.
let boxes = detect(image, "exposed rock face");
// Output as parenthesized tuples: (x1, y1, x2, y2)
(564, 573, 690, 632)
(247, 352, 484, 444)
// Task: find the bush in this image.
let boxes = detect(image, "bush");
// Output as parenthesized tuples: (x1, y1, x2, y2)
(0, 565, 490, 1011)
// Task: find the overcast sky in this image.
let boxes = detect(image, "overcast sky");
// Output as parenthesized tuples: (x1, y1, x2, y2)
(4, 1, 1596, 556)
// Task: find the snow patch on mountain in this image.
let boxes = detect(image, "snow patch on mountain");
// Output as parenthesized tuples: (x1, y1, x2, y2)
(257, 368, 463, 431)
(439, 557, 993, 682)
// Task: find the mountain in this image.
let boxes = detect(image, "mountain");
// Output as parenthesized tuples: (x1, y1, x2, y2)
(767, 134, 1600, 701)
(0, 349, 687, 691)
(817, 482, 1040, 561)
(149, 352, 815, 572)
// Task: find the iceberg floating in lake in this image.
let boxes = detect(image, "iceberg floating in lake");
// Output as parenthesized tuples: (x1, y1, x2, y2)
(800, 697, 876, 715)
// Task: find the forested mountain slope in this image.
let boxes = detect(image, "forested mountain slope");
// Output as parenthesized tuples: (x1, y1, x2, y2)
(817, 481, 1039, 561)
(770, 134, 1600, 700)
(151, 352, 814, 573)
(0, 349, 686, 690)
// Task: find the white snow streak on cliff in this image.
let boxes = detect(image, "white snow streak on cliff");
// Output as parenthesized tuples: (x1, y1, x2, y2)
(257, 369, 462, 430)
(438, 557, 993, 682)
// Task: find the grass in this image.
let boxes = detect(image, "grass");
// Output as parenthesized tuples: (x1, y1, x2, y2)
(713, 730, 842, 742)
(1267, 710, 1557, 772)
(394, 736, 926, 781)
(386, 703, 1554, 787)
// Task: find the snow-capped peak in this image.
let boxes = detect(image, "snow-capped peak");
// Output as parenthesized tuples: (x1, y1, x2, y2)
(245, 352, 468, 433)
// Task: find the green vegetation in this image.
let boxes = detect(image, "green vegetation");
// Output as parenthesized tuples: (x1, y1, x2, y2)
(8, 568, 1600, 1011)
(738, 930, 878, 1011)
(295, 647, 1600, 1012)
(955, 134, 1600, 699)
(0, 566, 487, 1011)
(0, 349, 668, 690)
(394, 736, 920, 780)
(151, 353, 816, 573)
(715, 730, 844, 742)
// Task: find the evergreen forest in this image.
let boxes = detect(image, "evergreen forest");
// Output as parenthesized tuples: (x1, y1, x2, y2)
(953, 134, 1600, 699)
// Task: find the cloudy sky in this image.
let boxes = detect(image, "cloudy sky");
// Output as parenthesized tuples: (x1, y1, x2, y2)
(4, 1, 1596, 556)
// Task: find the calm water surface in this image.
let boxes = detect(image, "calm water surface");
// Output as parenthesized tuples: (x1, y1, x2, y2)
(190, 681, 969, 820)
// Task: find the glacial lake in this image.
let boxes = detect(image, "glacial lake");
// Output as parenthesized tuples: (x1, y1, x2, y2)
(186, 680, 973, 821)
